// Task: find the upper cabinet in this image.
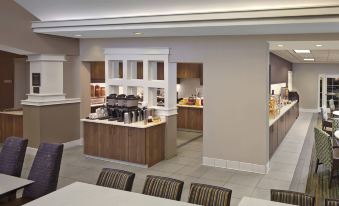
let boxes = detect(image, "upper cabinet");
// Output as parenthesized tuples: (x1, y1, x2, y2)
(90, 62, 105, 83)
(177, 63, 203, 85)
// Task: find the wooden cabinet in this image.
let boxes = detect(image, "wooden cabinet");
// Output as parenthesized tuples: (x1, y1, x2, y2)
(0, 113, 23, 143)
(83, 122, 165, 167)
(90, 62, 105, 83)
(269, 102, 299, 158)
(177, 106, 203, 131)
(177, 63, 202, 79)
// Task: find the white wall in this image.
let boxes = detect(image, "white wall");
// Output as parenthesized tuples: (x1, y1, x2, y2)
(80, 36, 269, 167)
(14, 58, 29, 108)
(177, 78, 203, 98)
(293, 63, 339, 110)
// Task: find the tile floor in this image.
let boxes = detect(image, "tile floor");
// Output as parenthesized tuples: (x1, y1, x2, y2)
(177, 130, 203, 147)
(19, 112, 314, 206)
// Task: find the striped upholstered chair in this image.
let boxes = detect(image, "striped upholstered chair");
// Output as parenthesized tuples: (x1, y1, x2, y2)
(96, 168, 135, 191)
(314, 127, 339, 188)
(142, 175, 184, 201)
(188, 183, 232, 206)
(325, 198, 339, 206)
(271, 189, 315, 206)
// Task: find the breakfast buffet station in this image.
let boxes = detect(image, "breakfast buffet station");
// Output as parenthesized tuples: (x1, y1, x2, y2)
(81, 48, 177, 167)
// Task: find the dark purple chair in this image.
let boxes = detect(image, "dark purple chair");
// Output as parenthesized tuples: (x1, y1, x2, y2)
(13, 143, 64, 204)
(0, 137, 28, 177)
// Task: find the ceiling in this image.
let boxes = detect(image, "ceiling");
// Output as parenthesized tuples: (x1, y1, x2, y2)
(15, 0, 339, 21)
(270, 41, 339, 63)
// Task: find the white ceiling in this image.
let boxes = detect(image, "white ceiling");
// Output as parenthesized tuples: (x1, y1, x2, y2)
(15, 0, 339, 21)
(270, 41, 339, 63)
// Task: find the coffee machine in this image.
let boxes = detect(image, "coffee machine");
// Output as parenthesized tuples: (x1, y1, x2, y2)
(106, 94, 119, 121)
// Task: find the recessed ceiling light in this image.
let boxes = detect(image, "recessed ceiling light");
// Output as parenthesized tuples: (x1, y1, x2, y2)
(74, 34, 82, 37)
(294, 49, 311, 54)
(133, 32, 143, 36)
(316, 44, 323, 47)
(277, 44, 284, 47)
(304, 58, 315, 61)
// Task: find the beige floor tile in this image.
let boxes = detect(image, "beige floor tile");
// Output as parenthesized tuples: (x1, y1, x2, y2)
(251, 188, 270, 200)
(200, 168, 234, 182)
(227, 172, 263, 187)
(150, 161, 185, 173)
(224, 183, 254, 199)
(257, 177, 290, 190)
(175, 165, 209, 178)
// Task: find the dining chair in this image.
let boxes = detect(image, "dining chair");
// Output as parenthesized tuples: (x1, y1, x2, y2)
(142, 175, 184, 201)
(314, 127, 339, 188)
(332, 118, 339, 148)
(5, 143, 64, 205)
(96, 168, 135, 191)
(330, 99, 336, 115)
(325, 198, 339, 206)
(271, 189, 315, 206)
(188, 183, 232, 206)
(321, 107, 333, 135)
(0, 137, 28, 177)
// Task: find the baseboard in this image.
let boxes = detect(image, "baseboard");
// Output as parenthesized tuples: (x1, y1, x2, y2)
(26, 138, 83, 156)
(299, 108, 318, 113)
(85, 155, 148, 168)
(202, 156, 269, 174)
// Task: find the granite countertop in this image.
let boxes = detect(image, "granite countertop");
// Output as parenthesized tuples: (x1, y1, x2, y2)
(177, 104, 203, 109)
(0, 110, 23, 116)
(269, 100, 298, 126)
(81, 118, 166, 129)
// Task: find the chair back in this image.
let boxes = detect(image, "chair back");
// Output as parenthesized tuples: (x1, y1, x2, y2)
(271, 189, 315, 206)
(325, 198, 339, 206)
(0, 137, 28, 177)
(333, 118, 339, 136)
(96, 168, 135, 191)
(321, 107, 329, 121)
(142, 175, 184, 201)
(22, 143, 63, 200)
(188, 183, 232, 206)
(330, 99, 336, 111)
(314, 127, 333, 170)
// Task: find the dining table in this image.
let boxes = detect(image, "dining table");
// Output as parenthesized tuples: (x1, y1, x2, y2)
(23, 182, 197, 206)
(238, 197, 295, 206)
(333, 111, 339, 116)
(0, 173, 33, 196)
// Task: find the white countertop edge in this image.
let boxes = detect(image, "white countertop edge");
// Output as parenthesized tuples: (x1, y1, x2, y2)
(81, 118, 166, 128)
(0, 111, 23, 116)
(21, 98, 81, 106)
(269, 101, 298, 127)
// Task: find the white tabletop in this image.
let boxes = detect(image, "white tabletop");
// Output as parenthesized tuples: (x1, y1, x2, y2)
(0, 174, 33, 195)
(239, 197, 295, 206)
(335, 131, 339, 139)
(24, 182, 196, 206)
(333, 111, 339, 116)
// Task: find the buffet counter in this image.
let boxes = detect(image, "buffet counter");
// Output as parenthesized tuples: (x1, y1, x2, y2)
(269, 101, 299, 158)
(177, 105, 203, 131)
(81, 118, 165, 167)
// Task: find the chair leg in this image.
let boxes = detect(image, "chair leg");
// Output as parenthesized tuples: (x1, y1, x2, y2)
(315, 159, 320, 173)
(329, 170, 333, 189)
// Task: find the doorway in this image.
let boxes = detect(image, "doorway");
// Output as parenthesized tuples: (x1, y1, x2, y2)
(318, 74, 339, 111)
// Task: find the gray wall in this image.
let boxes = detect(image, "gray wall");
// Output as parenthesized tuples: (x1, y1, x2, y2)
(178, 78, 203, 98)
(293, 63, 339, 110)
(80, 36, 270, 165)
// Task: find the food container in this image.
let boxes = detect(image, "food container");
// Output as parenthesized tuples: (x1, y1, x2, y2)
(126, 95, 139, 108)
(117, 94, 127, 107)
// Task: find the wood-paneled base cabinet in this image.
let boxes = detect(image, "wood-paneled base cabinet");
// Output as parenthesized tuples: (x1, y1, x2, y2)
(269, 102, 299, 158)
(83, 122, 165, 167)
(0, 113, 23, 143)
(177, 107, 203, 131)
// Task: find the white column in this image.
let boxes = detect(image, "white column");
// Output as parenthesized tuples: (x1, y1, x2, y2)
(22, 54, 80, 106)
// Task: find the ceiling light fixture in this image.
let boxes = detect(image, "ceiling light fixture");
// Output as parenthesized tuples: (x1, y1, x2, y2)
(277, 44, 284, 47)
(316, 44, 323, 47)
(74, 34, 82, 37)
(294, 50, 311, 54)
(304, 58, 315, 61)
(133, 32, 143, 36)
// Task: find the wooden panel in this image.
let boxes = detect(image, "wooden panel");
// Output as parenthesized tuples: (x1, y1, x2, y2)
(157, 62, 164, 80)
(90, 62, 105, 83)
(177, 107, 203, 131)
(128, 127, 146, 164)
(277, 115, 285, 146)
(269, 122, 278, 158)
(200, 64, 203, 85)
(137, 62, 143, 79)
(83, 122, 100, 156)
(177, 63, 201, 78)
(146, 124, 165, 167)
(99, 124, 129, 161)
(0, 113, 23, 143)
